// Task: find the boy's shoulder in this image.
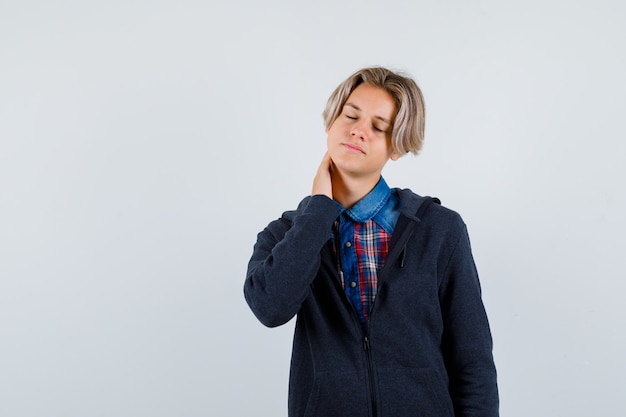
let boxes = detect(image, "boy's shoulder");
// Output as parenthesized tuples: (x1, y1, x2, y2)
(394, 188, 464, 226)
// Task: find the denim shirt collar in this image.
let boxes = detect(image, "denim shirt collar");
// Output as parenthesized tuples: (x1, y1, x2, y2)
(343, 177, 391, 223)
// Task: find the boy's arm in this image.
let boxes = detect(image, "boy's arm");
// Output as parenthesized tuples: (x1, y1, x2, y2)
(244, 153, 339, 327)
(439, 222, 499, 417)
(244, 195, 340, 327)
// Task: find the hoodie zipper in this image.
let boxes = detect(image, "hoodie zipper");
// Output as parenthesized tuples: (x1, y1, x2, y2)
(363, 335, 378, 417)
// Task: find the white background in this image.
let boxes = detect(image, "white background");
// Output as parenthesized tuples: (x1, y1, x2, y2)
(1, 1, 625, 416)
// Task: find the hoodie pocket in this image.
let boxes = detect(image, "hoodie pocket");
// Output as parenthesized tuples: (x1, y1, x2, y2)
(375, 366, 454, 417)
(302, 370, 370, 417)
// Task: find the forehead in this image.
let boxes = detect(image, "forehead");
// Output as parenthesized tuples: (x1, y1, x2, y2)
(345, 83, 397, 120)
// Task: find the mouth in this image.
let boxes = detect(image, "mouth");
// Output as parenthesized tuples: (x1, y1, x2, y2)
(342, 143, 365, 154)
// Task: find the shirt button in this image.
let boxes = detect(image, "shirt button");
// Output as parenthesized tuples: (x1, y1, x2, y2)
(349, 282, 357, 288)
(345, 242, 352, 248)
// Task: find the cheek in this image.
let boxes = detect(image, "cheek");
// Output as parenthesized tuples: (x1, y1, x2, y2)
(326, 125, 340, 145)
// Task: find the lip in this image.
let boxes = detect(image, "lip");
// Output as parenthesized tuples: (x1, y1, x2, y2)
(342, 143, 365, 154)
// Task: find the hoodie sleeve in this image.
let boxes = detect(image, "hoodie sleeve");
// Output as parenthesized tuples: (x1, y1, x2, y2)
(244, 195, 341, 328)
(438, 220, 499, 417)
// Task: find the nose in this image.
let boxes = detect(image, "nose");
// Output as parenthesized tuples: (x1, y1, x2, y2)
(350, 120, 369, 140)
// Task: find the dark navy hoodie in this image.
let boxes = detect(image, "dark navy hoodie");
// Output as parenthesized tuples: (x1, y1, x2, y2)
(245, 189, 499, 417)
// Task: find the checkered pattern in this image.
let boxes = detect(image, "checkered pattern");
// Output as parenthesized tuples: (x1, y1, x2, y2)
(333, 216, 392, 325)
(353, 220, 391, 323)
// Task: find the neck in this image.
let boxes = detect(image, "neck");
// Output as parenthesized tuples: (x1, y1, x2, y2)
(331, 168, 381, 209)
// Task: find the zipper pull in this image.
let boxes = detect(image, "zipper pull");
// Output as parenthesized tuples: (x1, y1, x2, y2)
(363, 336, 370, 351)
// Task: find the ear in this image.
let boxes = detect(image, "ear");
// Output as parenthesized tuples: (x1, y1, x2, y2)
(389, 150, 401, 161)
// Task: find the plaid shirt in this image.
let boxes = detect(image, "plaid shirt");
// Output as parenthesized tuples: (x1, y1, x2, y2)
(334, 177, 400, 327)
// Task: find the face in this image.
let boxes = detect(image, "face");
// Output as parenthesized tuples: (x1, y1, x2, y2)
(326, 83, 399, 180)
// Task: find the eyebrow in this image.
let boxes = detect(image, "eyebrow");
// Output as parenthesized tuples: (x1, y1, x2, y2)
(344, 103, 392, 125)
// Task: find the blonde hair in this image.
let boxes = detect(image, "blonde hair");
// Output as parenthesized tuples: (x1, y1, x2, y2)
(323, 67, 425, 155)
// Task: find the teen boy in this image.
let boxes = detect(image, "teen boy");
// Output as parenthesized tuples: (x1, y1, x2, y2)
(244, 67, 499, 417)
